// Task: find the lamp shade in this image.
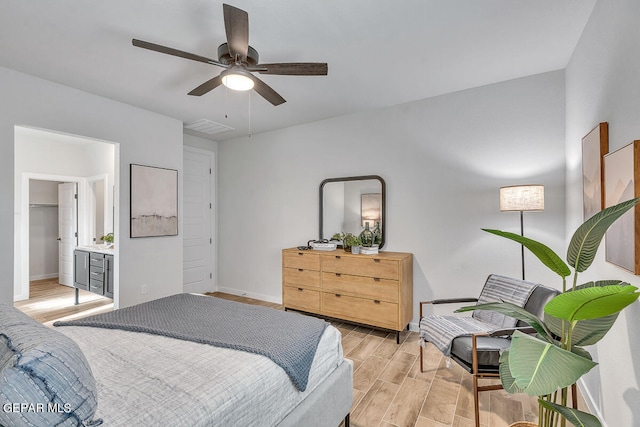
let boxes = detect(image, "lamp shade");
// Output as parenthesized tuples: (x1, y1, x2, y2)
(500, 185, 544, 212)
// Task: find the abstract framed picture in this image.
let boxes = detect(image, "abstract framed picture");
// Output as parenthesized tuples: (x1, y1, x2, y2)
(130, 164, 178, 238)
(604, 141, 640, 274)
(582, 122, 608, 220)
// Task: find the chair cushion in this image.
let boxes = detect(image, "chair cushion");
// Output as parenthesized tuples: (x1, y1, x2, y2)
(473, 274, 538, 328)
(518, 284, 559, 326)
(0, 303, 101, 427)
(450, 335, 511, 373)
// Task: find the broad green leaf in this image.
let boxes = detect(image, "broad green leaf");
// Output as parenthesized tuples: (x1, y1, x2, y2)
(569, 345, 593, 361)
(567, 197, 640, 272)
(545, 312, 620, 347)
(538, 399, 602, 427)
(498, 350, 526, 394)
(573, 280, 628, 291)
(483, 229, 571, 277)
(544, 285, 639, 321)
(456, 302, 554, 342)
(508, 331, 597, 396)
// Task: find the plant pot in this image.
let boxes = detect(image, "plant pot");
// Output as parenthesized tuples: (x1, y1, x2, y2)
(351, 246, 361, 254)
(509, 422, 537, 427)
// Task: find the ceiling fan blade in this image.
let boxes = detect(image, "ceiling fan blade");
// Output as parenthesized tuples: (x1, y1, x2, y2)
(187, 75, 224, 96)
(223, 4, 249, 62)
(250, 75, 286, 106)
(132, 39, 227, 68)
(253, 63, 328, 76)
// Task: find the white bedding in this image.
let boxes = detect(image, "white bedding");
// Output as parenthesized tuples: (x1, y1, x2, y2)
(59, 322, 344, 426)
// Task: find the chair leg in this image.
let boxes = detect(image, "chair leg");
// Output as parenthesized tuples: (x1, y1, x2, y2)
(473, 374, 480, 427)
(572, 383, 578, 409)
(419, 345, 424, 373)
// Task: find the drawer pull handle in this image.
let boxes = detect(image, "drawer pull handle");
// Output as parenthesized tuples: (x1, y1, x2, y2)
(298, 268, 303, 272)
(373, 277, 380, 282)
(335, 256, 341, 259)
(297, 252, 304, 255)
(373, 259, 381, 263)
(298, 287, 304, 291)
(335, 273, 341, 277)
(335, 293, 341, 297)
(374, 300, 381, 304)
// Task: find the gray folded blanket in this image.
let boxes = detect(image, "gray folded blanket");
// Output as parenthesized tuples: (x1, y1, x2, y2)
(55, 293, 328, 391)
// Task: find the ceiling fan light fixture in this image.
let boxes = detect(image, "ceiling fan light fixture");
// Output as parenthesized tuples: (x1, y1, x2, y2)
(221, 67, 254, 91)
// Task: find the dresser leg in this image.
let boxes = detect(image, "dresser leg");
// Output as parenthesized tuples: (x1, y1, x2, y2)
(396, 331, 400, 344)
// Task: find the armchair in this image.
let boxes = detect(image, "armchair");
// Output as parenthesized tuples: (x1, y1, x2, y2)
(419, 274, 559, 427)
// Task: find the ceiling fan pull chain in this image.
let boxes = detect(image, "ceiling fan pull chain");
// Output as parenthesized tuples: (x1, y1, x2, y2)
(248, 91, 252, 137)
(225, 85, 228, 119)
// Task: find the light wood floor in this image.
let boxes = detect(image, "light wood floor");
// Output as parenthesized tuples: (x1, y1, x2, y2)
(16, 283, 541, 427)
(209, 292, 542, 427)
(15, 277, 113, 324)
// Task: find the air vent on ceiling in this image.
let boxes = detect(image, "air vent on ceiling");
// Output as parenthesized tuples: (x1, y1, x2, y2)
(184, 119, 234, 135)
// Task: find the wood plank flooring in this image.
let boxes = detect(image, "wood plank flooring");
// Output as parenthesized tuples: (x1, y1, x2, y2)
(15, 284, 543, 427)
(14, 277, 113, 324)
(209, 292, 542, 427)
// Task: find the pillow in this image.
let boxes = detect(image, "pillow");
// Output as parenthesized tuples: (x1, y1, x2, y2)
(0, 303, 102, 426)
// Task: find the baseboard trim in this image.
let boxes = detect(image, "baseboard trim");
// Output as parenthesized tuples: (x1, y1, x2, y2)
(29, 273, 58, 281)
(216, 286, 281, 305)
(577, 378, 608, 427)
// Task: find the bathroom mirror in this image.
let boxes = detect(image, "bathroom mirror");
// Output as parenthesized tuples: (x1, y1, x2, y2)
(319, 175, 386, 248)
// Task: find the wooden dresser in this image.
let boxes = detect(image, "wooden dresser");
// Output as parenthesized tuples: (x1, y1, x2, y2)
(282, 248, 413, 342)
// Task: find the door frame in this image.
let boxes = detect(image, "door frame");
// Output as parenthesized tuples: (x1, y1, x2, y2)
(17, 173, 86, 301)
(183, 145, 216, 292)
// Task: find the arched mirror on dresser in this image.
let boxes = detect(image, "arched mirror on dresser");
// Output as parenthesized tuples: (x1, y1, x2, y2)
(319, 175, 386, 248)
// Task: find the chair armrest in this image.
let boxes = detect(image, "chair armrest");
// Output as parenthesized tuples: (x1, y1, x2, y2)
(485, 326, 536, 338)
(419, 298, 478, 317)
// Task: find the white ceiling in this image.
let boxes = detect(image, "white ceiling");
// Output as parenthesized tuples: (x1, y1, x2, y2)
(0, 1, 596, 141)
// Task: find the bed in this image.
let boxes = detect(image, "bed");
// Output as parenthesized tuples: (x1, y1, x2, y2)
(0, 294, 353, 427)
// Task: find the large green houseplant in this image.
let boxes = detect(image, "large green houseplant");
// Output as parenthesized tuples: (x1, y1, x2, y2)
(459, 197, 640, 427)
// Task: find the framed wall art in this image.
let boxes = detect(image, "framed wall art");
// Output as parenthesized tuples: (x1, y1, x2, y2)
(604, 140, 640, 274)
(582, 122, 608, 220)
(130, 163, 178, 238)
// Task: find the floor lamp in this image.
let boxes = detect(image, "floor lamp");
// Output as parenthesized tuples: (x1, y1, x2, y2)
(499, 184, 544, 280)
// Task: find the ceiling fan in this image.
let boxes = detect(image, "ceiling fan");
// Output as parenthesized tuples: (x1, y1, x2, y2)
(132, 3, 328, 106)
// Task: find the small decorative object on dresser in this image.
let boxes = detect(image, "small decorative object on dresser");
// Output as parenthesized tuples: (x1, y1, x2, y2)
(282, 248, 413, 343)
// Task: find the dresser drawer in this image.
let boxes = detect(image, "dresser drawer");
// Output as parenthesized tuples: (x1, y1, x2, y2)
(89, 279, 104, 294)
(283, 286, 320, 312)
(283, 251, 320, 270)
(89, 253, 105, 267)
(322, 272, 398, 303)
(322, 292, 399, 330)
(322, 254, 399, 279)
(283, 267, 320, 289)
(89, 266, 104, 281)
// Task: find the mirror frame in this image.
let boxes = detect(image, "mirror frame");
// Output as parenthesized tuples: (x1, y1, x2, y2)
(319, 175, 386, 248)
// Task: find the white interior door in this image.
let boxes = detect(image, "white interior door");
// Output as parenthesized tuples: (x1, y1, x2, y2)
(58, 183, 78, 287)
(183, 147, 214, 293)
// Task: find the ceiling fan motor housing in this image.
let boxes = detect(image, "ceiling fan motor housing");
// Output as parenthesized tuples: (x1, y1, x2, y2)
(218, 43, 259, 65)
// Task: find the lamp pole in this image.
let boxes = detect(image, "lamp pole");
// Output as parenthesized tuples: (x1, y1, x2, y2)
(499, 184, 544, 282)
(520, 210, 525, 280)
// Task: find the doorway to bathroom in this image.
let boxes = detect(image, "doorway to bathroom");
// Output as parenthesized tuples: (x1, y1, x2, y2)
(14, 126, 117, 320)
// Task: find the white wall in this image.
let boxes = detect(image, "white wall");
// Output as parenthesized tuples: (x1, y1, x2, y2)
(565, 0, 640, 425)
(217, 71, 567, 316)
(0, 66, 183, 308)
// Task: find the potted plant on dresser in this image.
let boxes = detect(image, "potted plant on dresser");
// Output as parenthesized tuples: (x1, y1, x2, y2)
(459, 197, 640, 427)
